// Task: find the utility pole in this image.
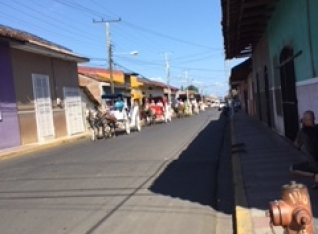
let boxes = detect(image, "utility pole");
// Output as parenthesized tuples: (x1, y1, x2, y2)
(160, 52, 172, 105)
(164, 53, 171, 105)
(93, 18, 121, 94)
(185, 70, 189, 101)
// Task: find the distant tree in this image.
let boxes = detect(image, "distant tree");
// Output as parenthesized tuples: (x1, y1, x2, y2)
(186, 85, 198, 92)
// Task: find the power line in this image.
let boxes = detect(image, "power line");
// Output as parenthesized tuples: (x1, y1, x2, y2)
(4, 1, 99, 42)
(122, 21, 222, 50)
(0, 10, 102, 50)
(54, 0, 109, 18)
(1, 0, 227, 82)
(102, 55, 229, 72)
(52, 0, 222, 50)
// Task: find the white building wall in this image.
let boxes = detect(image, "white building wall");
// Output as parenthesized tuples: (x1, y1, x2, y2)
(296, 77, 318, 123)
(143, 88, 164, 97)
(270, 78, 318, 136)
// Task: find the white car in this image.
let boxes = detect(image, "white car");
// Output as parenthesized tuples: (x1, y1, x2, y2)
(218, 101, 228, 111)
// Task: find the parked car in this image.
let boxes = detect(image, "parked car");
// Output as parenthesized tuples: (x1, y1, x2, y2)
(211, 101, 219, 108)
(218, 101, 229, 111)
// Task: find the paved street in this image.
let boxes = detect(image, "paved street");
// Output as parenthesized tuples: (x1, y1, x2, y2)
(0, 109, 233, 234)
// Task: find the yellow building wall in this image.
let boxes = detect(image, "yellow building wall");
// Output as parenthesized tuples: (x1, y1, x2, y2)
(96, 72, 124, 83)
(130, 75, 143, 88)
(130, 75, 144, 99)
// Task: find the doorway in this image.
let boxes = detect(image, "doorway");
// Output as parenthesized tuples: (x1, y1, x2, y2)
(264, 67, 272, 127)
(32, 74, 55, 141)
(64, 87, 84, 135)
(256, 74, 262, 121)
(279, 47, 299, 140)
(244, 89, 248, 114)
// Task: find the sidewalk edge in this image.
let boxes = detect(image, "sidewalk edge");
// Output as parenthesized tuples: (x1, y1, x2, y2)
(230, 118, 253, 234)
(0, 133, 90, 160)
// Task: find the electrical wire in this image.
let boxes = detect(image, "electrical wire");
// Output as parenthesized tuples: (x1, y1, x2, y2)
(9, 0, 98, 42)
(52, 0, 222, 50)
(1, 0, 228, 93)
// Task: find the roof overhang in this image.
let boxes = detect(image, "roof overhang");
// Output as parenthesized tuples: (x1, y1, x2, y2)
(124, 72, 139, 76)
(79, 86, 100, 105)
(230, 58, 252, 83)
(11, 42, 89, 63)
(221, 0, 279, 59)
(79, 73, 110, 84)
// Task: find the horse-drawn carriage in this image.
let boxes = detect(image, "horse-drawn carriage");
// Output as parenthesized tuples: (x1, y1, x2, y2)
(86, 94, 142, 141)
(102, 94, 141, 135)
(173, 95, 192, 118)
(148, 96, 171, 123)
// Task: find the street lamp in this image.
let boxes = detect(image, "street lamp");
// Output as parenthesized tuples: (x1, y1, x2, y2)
(113, 51, 138, 56)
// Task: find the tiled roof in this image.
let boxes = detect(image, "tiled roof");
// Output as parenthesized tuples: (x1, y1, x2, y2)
(79, 86, 100, 105)
(138, 78, 179, 91)
(0, 24, 88, 60)
(78, 73, 108, 83)
(137, 77, 153, 84)
(78, 66, 124, 76)
(78, 72, 124, 86)
(151, 80, 179, 91)
(230, 58, 252, 83)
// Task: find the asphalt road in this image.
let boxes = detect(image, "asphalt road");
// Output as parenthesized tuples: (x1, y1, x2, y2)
(0, 109, 233, 234)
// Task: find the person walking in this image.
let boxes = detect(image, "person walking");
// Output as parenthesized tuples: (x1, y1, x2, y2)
(290, 110, 318, 188)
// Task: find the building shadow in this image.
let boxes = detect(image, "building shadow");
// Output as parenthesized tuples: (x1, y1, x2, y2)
(232, 111, 318, 231)
(149, 113, 232, 214)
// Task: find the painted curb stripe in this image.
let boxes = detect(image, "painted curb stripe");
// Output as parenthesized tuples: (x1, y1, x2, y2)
(0, 134, 90, 160)
(231, 118, 253, 234)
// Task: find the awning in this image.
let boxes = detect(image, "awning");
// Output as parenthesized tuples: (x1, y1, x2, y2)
(230, 58, 252, 83)
(221, 0, 279, 59)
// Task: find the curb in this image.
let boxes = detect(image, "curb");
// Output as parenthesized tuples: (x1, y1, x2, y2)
(230, 117, 253, 234)
(0, 133, 90, 161)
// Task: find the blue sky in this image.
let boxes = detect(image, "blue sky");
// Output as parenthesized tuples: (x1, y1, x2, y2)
(0, 0, 244, 97)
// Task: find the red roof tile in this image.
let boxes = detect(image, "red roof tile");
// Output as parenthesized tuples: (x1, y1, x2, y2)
(0, 24, 88, 61)
(78, 66, 124, 76)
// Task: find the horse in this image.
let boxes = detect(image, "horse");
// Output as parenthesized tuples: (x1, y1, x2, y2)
(140, 105, 156, 126)
(174, 104, 185, 118)
(86, 109, 116, 140)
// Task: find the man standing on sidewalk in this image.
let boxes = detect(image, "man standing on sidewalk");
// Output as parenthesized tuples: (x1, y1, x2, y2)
(290, 110, 318, 188)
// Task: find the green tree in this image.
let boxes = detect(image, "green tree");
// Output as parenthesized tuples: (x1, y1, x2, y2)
(186, 85, 198, 92)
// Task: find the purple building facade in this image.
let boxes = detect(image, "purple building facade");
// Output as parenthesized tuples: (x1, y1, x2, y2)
(0, 42, 21, 149)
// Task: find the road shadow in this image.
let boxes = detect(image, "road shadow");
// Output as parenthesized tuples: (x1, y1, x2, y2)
(149, 113, 233, 214)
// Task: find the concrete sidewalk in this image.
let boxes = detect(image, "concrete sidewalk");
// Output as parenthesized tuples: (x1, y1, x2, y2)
(231, 112, 318, 234)
(0, 132, 90, 160)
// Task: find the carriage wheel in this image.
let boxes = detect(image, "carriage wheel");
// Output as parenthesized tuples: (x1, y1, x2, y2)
(125, 120, 131, 135)
(164, 112, 168, 123)
(146, 116, 151, 126)
(136, 118, 141, 131)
